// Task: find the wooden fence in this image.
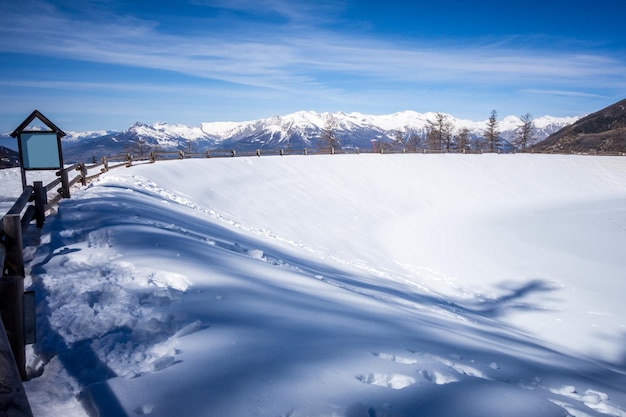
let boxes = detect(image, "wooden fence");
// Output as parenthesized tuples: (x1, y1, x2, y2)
(3, 145, 625, 280)
(132, 147, 626, 160)
(0, 154, 132, 415)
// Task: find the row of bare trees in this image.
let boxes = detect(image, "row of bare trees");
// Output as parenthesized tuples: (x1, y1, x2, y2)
(318, 111, 536, 153)
(482, 110, 534, 152)
(121, 111, 537, 157)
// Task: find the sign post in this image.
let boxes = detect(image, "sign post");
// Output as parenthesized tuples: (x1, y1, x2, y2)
(10, 110, 68, 195)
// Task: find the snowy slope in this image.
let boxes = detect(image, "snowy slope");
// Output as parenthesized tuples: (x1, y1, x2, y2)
(6, 154, 625, 417)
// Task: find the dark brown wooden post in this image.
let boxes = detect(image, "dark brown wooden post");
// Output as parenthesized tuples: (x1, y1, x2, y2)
(79, 164, 88, 186)
(0, 276, 26, 381)
(59, 168, 70, 199)
(33, 181, 46, 228)
(0, 317, 32, 415)
(2, 215, 24, 278)
(0, 245, 5, 278)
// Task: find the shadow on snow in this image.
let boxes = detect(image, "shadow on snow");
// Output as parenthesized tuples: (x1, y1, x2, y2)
(24, 180, 626, 417)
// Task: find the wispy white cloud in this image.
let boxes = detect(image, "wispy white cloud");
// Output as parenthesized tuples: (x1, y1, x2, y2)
(1, 0, 624, 129)
(1, 0, 624, 96)
(521, 89, 606, 98)
(189, 0, 346, 24)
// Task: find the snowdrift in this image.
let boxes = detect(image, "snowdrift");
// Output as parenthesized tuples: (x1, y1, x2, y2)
(7, 153, 626, 417)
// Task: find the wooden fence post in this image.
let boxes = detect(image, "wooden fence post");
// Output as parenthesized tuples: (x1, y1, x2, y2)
(101, 156, 109, 172)
(59, 168, 70, 199)
(0, 317, 32, 415)
(0, 276, 26, 381)
(0, 245, 5, 278)
(79, 164, 88, 186)
(2, 215, 24, 278)
(33, 182, 46, 228)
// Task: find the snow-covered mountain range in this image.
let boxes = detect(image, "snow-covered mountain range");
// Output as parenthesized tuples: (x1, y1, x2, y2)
(2, 111, 579, 163)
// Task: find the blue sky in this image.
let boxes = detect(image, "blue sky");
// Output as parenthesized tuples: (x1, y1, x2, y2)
(1, 0, 625, 132)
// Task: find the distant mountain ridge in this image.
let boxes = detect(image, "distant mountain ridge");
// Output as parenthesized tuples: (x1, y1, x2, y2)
(532, 98, 626, 153)
(2, 111, 579, 163)
(0, 146, 19, 168)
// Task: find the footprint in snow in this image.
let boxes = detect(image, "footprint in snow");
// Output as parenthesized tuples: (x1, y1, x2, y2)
(372, 352, 419, 364)
(419, 368, 458, 385)
(374, 350, 490, 385)
(356, 373, 416, 390)
(549, 386, 626, 417)
(134, 403, 154, 415)
(150, 355, 177, 372)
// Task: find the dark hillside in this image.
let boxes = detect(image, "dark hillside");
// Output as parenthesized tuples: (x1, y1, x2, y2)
(532, 98, 626, 153)
(0, 146, 19, 168)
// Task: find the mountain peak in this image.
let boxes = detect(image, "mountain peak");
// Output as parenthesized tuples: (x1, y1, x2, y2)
(56, 110, 581, 162)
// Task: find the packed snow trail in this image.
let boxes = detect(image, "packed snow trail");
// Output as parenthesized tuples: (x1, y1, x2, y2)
(12, 154, 626, 416)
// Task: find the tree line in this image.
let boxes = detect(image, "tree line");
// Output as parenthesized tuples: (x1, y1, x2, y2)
(318, 111, 536, 153)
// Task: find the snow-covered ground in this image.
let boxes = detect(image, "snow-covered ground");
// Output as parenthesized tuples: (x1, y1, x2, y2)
(2, 154, 626, 417)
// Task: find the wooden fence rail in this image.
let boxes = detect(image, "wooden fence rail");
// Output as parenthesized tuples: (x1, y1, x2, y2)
(3, 146, 625, 280)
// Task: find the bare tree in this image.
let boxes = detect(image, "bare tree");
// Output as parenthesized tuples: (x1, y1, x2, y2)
(391, 129, 405, 150)
(455, 127, 471, 152)
(483, 110, 500, 152)
(406, 132, 421, 151)
(516, 113, 534, 151)
(426, 129, 439, 151)
(319, 114, 340, 152)
(186, 139, 198, 155)
(377, 139, 393, 152)
(443, 121, 453, 152)
(125, 137, 151, 157)
(427, 112, 452, 151)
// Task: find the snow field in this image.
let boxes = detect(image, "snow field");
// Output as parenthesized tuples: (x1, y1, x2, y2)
(1, 153, 624, 416)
